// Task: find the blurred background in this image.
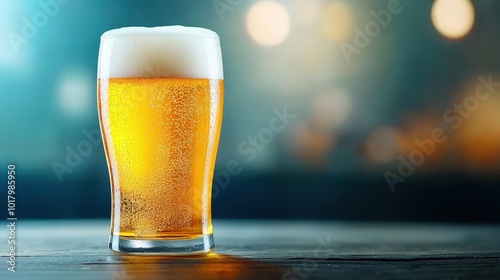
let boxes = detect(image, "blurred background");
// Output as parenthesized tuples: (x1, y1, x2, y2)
(1, 0, 500, 222)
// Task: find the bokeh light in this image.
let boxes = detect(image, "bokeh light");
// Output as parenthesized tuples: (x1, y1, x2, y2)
(58, 69, 93, 117)
(364, 126, 401, 163)
(431, 0, 475, 39)
(321, 1, 353, 43)
(398, 114, 443, 155)
(312, 89, 351, 131)
(292, 0, 323, 25)
(455, 78, 500, 168)
(246, 1, 290, 46)
(393, 113, 449, 172)
(290, 121, 335, 167)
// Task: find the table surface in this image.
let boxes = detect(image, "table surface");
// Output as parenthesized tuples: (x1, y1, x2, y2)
(1, 220, 500, 280)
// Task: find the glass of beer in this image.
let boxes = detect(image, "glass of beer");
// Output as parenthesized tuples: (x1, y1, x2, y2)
(97, 26, 223, 254)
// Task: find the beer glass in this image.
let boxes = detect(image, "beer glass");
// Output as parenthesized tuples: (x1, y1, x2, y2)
(97, 26, 223, 254)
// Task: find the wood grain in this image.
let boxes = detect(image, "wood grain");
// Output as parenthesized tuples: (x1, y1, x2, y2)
(1, 220, 500, 279)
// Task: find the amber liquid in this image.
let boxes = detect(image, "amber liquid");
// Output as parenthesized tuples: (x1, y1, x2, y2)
(98, 78, 223, 240)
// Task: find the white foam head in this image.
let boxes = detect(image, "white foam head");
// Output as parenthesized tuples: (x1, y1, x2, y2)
(98, 26, 223, 79)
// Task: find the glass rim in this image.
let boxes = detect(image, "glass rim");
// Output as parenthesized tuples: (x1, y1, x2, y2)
(101, 25, 219, 39)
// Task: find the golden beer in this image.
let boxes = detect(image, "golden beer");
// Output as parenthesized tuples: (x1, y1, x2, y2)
(98, 26, 223, 254)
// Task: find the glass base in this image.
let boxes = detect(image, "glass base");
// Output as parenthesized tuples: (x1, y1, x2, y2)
(109, 234, 214, 255)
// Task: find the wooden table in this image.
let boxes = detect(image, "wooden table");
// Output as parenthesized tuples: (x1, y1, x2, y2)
(1, 220, 500, 279)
